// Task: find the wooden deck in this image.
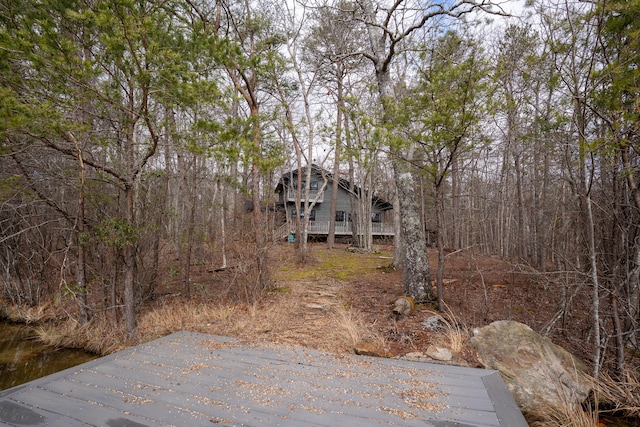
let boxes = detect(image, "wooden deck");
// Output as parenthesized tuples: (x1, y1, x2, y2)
(0, 331, 527, 426)
(306, 221, 395, 237)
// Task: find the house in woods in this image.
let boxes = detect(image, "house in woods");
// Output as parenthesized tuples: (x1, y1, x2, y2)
(274, 165, 394, 240)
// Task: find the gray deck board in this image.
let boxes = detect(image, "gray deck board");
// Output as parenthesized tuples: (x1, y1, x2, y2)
(0, 331, 527, 426)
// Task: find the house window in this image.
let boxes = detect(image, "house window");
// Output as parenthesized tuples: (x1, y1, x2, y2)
(292, 181, 318, 190)
(291, 208, 316, 221)
(336, 211, 346, 222)
(371, 212, 381, 223)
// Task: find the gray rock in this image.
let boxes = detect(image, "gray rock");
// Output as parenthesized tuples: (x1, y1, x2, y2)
(401, 351, 429, 361)
(425, 345, 452, 361)
(470, 320, 591, 417)
(421, 316, 442, 331)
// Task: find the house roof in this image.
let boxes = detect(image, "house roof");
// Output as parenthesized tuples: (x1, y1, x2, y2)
(0, 331, 528, 426)
(275, 164, 393, 211)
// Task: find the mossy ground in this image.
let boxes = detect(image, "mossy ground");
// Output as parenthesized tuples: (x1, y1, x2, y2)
(274, 245, 393, 283)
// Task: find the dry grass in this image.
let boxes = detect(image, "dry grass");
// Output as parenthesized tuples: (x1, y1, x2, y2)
(331, 305, 386, 350)
(14, 244, 395, 357)
(529, 370, 640, 426)
(137, 300, 237, 339)
(424, 304, 469, 354)
(4, 302, 56, 324)
(25, 245, 417, 358)
(34, 315, 126, 355)
(530, 402, 598, 427)
(31, 285, 384, 358)
(136, 278, 383, 357)
(526, 371, 598, 426)
(587, 370, 640, 419)
(8, 242, 640, 426)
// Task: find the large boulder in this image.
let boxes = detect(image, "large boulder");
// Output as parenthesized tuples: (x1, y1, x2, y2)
(470, 320, 591, 416)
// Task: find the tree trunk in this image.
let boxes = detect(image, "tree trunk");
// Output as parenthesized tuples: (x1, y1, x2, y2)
(514, 151, 527, 262)
(184, 154, 198, 299)
(628, 243, 640, 348)
(377, 67, 434, 302)
(451, 155, 460, 250)
(327, 79, 344, 249)
(148, 119, 174, 300)
(611, 295, 625, 379)
(621, 144, 640, 347)
(392, 189, 402, 268)
(585, 189, 601, 378)
(300, 165, 312, 257)
(123, 183, 137, 341)
(123, 107, 137, 341)
(250, 105, 269, 289)
(394, 166, 434, 302)
(216, 178, 228, 269)
(74, 137, 89, 325)
(343, 114, 359, 246)
(362, 171, 373, 251)
(435, 180, 445, 311)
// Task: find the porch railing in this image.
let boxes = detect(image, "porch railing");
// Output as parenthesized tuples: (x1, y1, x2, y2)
(303, 221, 394, 236)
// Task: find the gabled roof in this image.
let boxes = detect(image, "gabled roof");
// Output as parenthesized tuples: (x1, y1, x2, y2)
(275, 164, 393, 211)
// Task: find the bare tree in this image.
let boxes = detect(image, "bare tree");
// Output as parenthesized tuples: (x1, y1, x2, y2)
(403, 30, 488, 310)
(349, 0, 503, 302)
(303, 1, 369, 249)
(212, 0, 289, 288)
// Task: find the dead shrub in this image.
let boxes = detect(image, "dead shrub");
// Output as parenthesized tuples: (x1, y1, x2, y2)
(138, 300, 238, 339)
(331, 305, 386, 351)
(528, 373, 598, 427)
(529, 370, 640, 426)
(586, 370, 640, 419)
(35, 315, 125, 355)
(219, 238, 271, 305)
(424, 304, 469, 353)
(530, 401, 598, 427)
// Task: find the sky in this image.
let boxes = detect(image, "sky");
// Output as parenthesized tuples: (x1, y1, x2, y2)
(501, 0, 530, 17)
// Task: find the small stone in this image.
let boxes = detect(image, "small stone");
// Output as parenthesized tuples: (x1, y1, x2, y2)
(421, 316, 442, 331)
(401, 352, 429, 361)
(353, 342, 387, 357)
(425, 345, 452, 361)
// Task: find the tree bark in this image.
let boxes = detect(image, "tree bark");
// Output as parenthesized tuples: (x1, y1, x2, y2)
(328, 77, 344, 249)
(394, 167, 434, 302)
(621, 143, 640, 346)
(123, 109, 137, 340)
(451, 155, 460, 250)
(123, 182, 137, 341)
(435, 179, 445, 311)
(71, 133, 89, 325)
(359, 9, 434, 301)
(184, 154, 199, 299)
(250, 105, 269, 289)
(376, 67, 434, 302)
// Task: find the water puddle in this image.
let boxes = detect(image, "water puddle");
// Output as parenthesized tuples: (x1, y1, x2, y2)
(0, 322, 97, 391)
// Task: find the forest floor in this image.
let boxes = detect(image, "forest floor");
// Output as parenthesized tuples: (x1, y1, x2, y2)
(13, 241, 640, 425)
(144, 240, 639, 425)
(175, 241, 600, 366)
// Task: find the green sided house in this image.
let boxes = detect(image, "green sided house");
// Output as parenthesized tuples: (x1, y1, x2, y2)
(274, 165, 394, 239)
